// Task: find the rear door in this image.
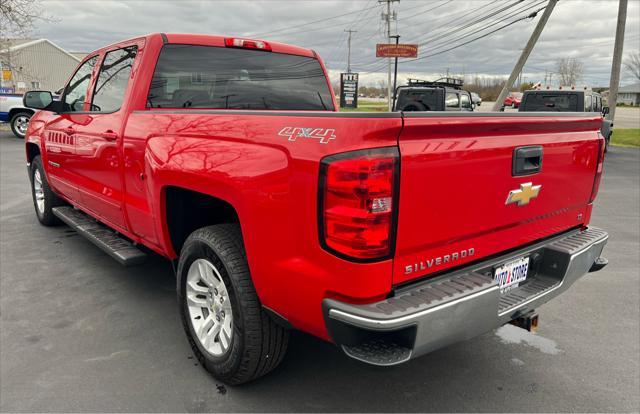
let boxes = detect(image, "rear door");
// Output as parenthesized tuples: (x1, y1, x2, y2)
(72, 43, 140, 230)
(393, 113, 602, 284)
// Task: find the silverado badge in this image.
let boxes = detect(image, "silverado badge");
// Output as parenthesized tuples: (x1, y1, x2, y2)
(506, 182, 541, 206)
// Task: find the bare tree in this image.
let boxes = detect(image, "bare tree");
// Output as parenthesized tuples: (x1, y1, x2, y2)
(0, 0, 53, 38)
(623, 52, 640, 81)
(556, 58, 584, 86)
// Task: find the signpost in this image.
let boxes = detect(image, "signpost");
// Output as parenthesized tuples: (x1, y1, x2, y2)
(340, 72, 359, 109)
(376, 42, 418, 109)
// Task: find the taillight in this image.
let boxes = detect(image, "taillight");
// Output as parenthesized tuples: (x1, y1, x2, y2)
(319, 147, 399, 261)
(590, 134, 605, 203)
(224, 38, 272, 51)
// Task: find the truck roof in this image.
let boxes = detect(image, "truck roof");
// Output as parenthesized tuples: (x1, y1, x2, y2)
(93, 33, 317, 59)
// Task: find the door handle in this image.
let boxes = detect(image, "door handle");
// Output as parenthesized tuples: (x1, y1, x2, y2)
(512, 146, 543, 176)
(100, 131, 119, 141)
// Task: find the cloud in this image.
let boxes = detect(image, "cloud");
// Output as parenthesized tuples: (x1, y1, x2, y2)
(35, 0, 640, 86)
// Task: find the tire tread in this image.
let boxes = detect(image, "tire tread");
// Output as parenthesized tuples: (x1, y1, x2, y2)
(178, 224, 289, 385)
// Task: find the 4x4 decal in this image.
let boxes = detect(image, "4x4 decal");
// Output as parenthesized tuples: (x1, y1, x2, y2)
(278, 127, 336, 144)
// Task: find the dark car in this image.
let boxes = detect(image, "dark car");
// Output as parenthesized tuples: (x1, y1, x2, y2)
(393, 78, 474, 112)
(519, 86, 612, 151)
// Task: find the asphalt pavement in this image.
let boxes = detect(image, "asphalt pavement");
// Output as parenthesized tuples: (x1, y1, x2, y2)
(1, 130, 638, 412)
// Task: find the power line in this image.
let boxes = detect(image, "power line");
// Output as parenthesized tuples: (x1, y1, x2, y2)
(323, 0, 379, 65)
(416, 0, 526, 47)
(403, 0, 502, 44)
(423, 0, 546, 53)
(353, 0, 504, 69)
(396, 0, 454, 23)
(248, 4, 379, 38)
(403, 4, 549, 64)
(359, 2, 547, 73)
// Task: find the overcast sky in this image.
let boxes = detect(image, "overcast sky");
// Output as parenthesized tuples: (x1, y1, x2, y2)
(34, 0, 640, 86)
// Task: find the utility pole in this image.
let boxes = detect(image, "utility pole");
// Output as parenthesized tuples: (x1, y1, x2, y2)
(344, 29, 357, 73)
(492, 0, 558, 111)
(607, 0, 627, 122)
(380, 0, 398, 111)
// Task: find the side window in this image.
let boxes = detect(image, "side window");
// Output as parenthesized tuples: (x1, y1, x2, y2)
(445, 92, 460, 110)
(460, 93, 472, 110)
(91, 46, 137, 112)
(594, 96, 601, 112)
(584, 94, 592, 112)
(63, 56, 98, 112)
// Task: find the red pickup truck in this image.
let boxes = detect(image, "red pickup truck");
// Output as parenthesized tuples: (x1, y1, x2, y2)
(23, 33, 609, 384)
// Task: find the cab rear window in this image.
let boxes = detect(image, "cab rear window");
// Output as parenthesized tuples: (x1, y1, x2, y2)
(147, 44, 334, 110)
(522, 93, 579, 111)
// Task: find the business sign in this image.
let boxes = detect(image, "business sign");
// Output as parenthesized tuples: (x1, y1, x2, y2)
(340, 72, 359, 109)
(2, 70, 12, 81)
(376, 44, 418, 58)
(0, 87, 15, 94)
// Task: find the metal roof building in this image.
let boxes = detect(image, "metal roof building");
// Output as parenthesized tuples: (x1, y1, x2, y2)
(0, 39, 82, 93)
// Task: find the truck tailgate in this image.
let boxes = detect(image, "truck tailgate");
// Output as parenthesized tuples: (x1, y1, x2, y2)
(394, 113, 603, 285)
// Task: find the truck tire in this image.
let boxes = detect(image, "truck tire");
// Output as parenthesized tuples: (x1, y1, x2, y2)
(29, 156, 63, 226)
(177, 224, 289, 385)
(10, 111, 31, 139)
(604, 133, 611, 153)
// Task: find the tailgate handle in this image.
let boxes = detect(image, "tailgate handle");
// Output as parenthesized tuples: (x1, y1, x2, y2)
(513, 146, 543, 176)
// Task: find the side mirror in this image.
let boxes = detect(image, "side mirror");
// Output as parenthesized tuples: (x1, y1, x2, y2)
(601, 106, 610, 116)
(23, 90, 54, 110)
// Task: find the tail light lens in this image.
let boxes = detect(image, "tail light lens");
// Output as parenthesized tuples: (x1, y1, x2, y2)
(590, 134, 605, 203)
(225, 38, 272, 51)
(319, 148, 399, 261)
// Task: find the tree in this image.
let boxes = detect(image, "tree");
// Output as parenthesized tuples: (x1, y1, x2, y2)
(556, 58, 584, 86)
(623, 52, 640, 81)
(0, 0, 50, 38)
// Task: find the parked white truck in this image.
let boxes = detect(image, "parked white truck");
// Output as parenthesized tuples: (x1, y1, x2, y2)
(0, 93, 34, 138)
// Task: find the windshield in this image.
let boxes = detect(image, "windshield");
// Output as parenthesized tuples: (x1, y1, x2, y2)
(147, 44, 334, 110)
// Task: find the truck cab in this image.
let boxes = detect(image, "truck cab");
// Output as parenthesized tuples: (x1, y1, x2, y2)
(393, 78, 474, 112)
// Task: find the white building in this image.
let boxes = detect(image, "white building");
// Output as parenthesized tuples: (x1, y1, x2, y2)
(0, 39, 82, 93)
(617, 82, 640, 106)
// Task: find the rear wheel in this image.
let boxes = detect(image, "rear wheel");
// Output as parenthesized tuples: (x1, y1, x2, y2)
(10, 111, 31, 139)
(177, 224, 289, 385)
(604, 133, 611, 153)
(29, 156, 63, 226)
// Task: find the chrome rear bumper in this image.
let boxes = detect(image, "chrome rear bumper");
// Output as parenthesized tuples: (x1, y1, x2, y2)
(323, 227, 608, 366)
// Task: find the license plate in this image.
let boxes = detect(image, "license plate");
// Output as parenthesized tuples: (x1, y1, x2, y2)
(493, 256, 529, 293)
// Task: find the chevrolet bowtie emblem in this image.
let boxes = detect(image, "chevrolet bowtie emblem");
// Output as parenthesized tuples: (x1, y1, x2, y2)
(506, 182, 541, 206)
